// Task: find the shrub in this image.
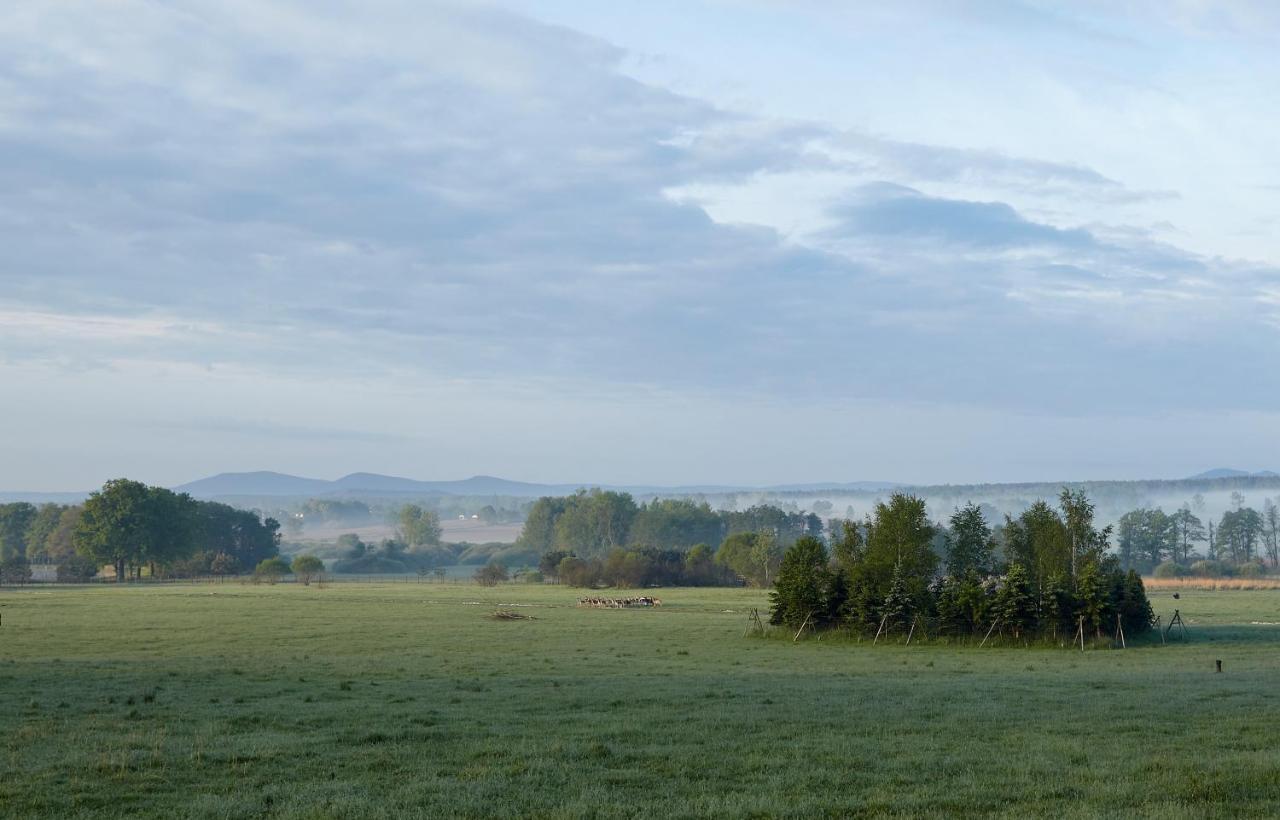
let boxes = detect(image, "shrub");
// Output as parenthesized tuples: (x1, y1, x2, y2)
(56, 554, 100, 582)
(291, 554, 325, 585)
(1190, 560, 1229, 578)
(1236, 561, 1267, 578)
(209, 552, 240, 576)
(0, 556, 32, 585)
(254, 557, 292, 584)
(473, 563, 509, 587)
(1153, 561, 1186, 578)
(331, 555, 408, 574)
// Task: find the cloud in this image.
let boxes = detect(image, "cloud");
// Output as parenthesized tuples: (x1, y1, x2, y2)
(1, 0, 1279, 429)
(824, 182, 1098, 249)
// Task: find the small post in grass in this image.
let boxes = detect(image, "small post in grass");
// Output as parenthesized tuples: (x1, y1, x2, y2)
(1215, 659, 1222, 673)
(1114, 612, 1126, 649)
(793, 611, 813, 643)
(979, 618, 999, 648)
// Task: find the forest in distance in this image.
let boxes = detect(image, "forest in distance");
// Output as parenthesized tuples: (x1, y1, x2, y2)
(2, 475, 1279, 588)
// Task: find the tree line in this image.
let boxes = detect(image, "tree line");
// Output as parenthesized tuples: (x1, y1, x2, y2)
(769, 490, 1153, 643)
(1116, 491, 1280, 576)
(0, 479, 283, 582)
(517, 489, 822, 557)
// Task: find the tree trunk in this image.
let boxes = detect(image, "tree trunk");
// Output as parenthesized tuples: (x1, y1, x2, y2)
(116, 559, 126, 582)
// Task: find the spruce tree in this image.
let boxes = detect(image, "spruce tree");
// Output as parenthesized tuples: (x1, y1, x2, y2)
(1118, 569, 1154, 635)
(879, 559, 914, 632)
(769, 536, 838, 629)
(993, 563, 1037, 639)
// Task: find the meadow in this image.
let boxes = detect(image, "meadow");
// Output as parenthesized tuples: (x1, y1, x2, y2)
(2, 583, 1278, 818)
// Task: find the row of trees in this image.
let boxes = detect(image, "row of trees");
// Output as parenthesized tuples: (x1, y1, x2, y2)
(770, 490, 1153, 642)
(538, 524, 835, 589)
(517, 490, 822, 558)
(1117, 496, 1280, 573)
(0, 479, 283, 582)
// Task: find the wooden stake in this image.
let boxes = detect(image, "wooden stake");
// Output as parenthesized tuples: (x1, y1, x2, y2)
(905, 616, 917, 646)
(1075, 617, 1085, 652)
(793, 611, 812, 643)
(1115, 612, 1126, 649)
(979, 619, 999, 648)
(872, 615, 887, 645)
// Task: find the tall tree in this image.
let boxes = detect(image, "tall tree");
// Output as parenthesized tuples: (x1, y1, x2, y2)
(398, 504, 443, 549)
(1169, 506, 1206, 564)
(516, 496, 567, 554)
(548, 490, 638, 556)
(0, 502, 37, 561)
(1263, 500, 1280, 567)
(74, 479, 197, 581)
(1060, 488, 1110, 579)
(22, 504, 66, 562)
(768, 536, 838, 629)
(945, 502, 993, 577)
(855, 493, 938, 614)
(628, 498, 718, 549)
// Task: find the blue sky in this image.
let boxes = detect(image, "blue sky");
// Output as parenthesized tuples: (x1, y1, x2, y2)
(3, 1, 1280, 490)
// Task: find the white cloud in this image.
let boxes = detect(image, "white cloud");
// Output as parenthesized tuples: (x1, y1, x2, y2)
(4, 0, 1280, 486)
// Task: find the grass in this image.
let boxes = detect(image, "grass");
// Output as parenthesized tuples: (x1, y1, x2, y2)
(1144, 576, 1280, 591)
(1, 583, 1279, 818)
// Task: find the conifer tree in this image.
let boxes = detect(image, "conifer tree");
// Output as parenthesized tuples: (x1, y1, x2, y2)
(1117, 568, 1154, 635)
(993, 563, 1037, 639)
(769, 536, 839, 629)
(879, 559, 914, 632)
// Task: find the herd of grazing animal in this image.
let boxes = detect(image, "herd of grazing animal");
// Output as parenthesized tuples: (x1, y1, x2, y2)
(577, 596, 662, 609)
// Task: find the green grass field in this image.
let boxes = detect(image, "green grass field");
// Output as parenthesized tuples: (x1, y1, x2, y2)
(2, 583, 1279, 818)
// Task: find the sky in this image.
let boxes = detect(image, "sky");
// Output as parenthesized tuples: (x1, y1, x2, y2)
(3, 0, 1280, 491)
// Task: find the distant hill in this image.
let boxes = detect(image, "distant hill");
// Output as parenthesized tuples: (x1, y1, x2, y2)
(174, 471, 337, 497)
(169, 471, 902, 500)
(1186, 468, 1278, 480)
(763, 481, 904, 492)
(175, 471, 594, 499)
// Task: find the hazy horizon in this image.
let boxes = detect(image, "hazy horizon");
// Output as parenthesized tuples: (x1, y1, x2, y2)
(7, 464, 1278, 496)
(6, 2, 1280, 491)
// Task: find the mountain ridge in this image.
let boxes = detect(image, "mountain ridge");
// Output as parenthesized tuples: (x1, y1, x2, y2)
(171, 471, 905, 499)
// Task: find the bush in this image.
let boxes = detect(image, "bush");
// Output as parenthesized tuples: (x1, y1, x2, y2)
(291, 554, 325, 585)
(1236, 561, 1267, 578)
(56, 554, 100, 582)
(1153, 561, 1186, 578)
(209, 552, 240, 576)
(474, 563, 509, 587)
(0, 556, 32, 585)
(331, 555, 408, 574)
(1190, 560, 1229, 578)
(253, 557, 292, 583)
